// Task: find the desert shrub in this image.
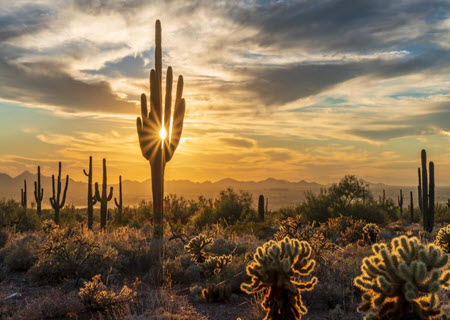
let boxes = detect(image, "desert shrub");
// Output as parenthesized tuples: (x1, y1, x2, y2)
(164, 194, 197, 225)
(0, 200, 40, 231)
(214, 188, 254, 224)
(241, 237, 318, 320)
(274, 214, 305, 240)
(0, 233, 40, 272)
(30, 220, 117, 282)
(79, 274, 135, 311)
(339, 219, 366, 245)
(0, 228, 8, 248)
(319, 215, 366, 245)
(435, 224, 450, 253)
(354, 236, 450, 319)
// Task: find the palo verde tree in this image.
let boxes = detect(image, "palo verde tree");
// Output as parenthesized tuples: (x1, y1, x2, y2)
(83, 156, 97, 229)
(34, 166, 44, 216)
(95, 158, 113, 229)
(49, 162, 69, 224)
(136, 20, 186, 285)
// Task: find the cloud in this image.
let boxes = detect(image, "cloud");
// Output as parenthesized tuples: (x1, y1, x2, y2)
(219, 137, 255, 148)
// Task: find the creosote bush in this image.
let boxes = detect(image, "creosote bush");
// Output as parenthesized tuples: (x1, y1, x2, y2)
(435, 224, 450, 253)
(78, 274, 135, 310)
(354, 235, 450, 319)
(241, 237, 318, 320)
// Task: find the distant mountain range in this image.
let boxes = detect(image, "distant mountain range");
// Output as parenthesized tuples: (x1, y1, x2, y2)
(0, 171, 449, 209)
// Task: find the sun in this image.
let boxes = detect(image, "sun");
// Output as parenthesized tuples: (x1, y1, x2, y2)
(159, 127, 167, 140)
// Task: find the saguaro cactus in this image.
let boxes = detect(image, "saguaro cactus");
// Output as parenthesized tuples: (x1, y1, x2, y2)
(114, 175, 123, 224)
(83, 156, 97, 229)
(397, 189, 403, 215)
(354, 236, 450, 319)
(418, 168, 423, 214)
(34, 166, 44, 216)
(20, 179, 27, 209)
(409, 191, 414, 223)
(49, 162, 69, 224)
(95, 158, 113, 229)
(136, 20, 186, 285)
(258, 194, 265, 221)
(420, 149, 435, 233)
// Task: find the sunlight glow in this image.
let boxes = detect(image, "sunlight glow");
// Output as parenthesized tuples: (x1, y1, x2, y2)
(159, 127, 167, 140)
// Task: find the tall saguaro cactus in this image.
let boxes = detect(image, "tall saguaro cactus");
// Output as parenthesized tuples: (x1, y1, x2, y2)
(409, 191, 414, 223)
(417, 168, 423, 214)
(420, 149, 435, 233)
(136, 20, 186, 285)
(49, 162, 69, 224)
(258, 194, 265, 221)
(20, 180, 27, 209)
(397, 189, 403, 215)
(114, 175, 123, 224)
(34, 166, 44, 216)
(83, 156, 97, 229)
(95, 158, 113, 229)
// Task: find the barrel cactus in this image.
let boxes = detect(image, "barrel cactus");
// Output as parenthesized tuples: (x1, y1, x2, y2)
(241, 237, 318, 320)
(435, 224, 450, 253)
(354, 235, 450, 319)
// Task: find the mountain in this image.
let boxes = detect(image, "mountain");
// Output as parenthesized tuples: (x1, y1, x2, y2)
(0, 171, 449, 209)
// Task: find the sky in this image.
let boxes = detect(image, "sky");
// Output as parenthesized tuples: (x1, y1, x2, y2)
(0, 0, 449, 185)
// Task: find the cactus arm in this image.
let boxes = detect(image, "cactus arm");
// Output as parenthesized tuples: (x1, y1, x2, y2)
(114, 197, 120, 208)
(107, 186, 113, 201)
(34, 181, 37, 200)
(166, 96, 185, 162)
(164, 66, 173, 141)
(91, 197, 97, 205)
(59, 175, 69, 209)
(428, 161, 435, 232)
(83, 169, 89, 176)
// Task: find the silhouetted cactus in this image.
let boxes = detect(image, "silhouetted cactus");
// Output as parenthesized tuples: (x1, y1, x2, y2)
(202, 282, 232, 303)
(114, 175, 123, 224)
(95, 158, 113, 229)
(198, 254, 232, 278)
(447, 199, 450, 208)
(20, 179, 27, 209)
(420, 149, 435, 232)
(184, 234, 213, 263)
(49, 162, 69, 224)
(83, 156, 97, 229)
(354, 235, 450, 319)
(409, 191, 414, 223)
(398, 189, 403, 215)
(136, 20, 186, 285)
(435, 224, 450, 253)
(241, 237, 318, 320)
(418, 167, 423, 214)
(258, 194, 265, 221)
(362, 223, 379, 245)
(34, 166, 43, 216)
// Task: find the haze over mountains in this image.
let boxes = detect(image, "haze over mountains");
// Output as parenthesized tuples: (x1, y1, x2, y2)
(1, 171, 449, 209)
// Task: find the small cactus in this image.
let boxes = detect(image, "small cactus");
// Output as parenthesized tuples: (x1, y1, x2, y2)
(241, 237, 318, 320)
(184, 234, 214, 263)
(49, 162, 69, 224)
(95, 158, 113, 229)
(114, 175, 123, 224)
(198, 254, 232, 279)
(34, 166, 44, 215)
(258, 194, 265, 221)
(354, 235, 450, 319)
(202, 282, 232, 303)
(362, 223, 380, 245)
(20, 179, 27, 209)
(398, 189, 403, 215)
(435, 224, 450, 253)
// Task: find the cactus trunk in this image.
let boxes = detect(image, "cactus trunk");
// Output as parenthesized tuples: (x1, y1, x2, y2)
(428, 161, 435, 232)
(83, 156, 97, 229)
(95, 158, 113, 229)
(114, 175, 123, 224)
(417, 168, 423, 214)
(420, 150, 435, 233)
(409, 191, 414, 223)
(49, 162, 69, 224)
(20, 179, 27, 209)
(398, 189, 403, 216)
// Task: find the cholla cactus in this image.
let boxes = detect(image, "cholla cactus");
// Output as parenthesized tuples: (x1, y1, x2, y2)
(184, 234, 214, 263)
(362, 223, 380, 245)
(198, 254, 232, 278)
(241, 237, 318, 320)
(202, 282, 232, 303)
(435, 224, 450, 253)
(354, 236, 450, 319)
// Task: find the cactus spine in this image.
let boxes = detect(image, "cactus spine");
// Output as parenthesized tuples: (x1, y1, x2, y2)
(83, 156, 97, 229)
(354, 236, 450, 319)
(114, 175, 123, 224)
(34, 166, 44, 216)
(95, 158, 113, 229)
(241, 237, 318, 320)
(49, 162, 69, 224)
(20, 179, 27, 209)
(136, 20, 186, 285)
(421, 149, 435, 233)
(258, 194, 265, 221)
(409, 191, 413, 223)
(397, 189, 403, 215)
